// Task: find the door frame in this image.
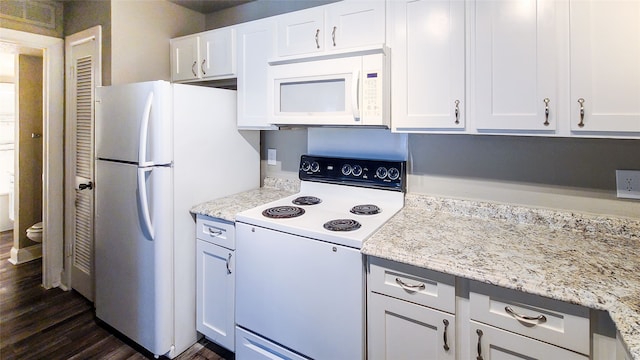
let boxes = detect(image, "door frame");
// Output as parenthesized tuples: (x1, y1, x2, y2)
(0, 28, 65, 289)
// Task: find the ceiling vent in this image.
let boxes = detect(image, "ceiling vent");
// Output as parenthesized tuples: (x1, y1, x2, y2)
(0, 0, 57, 29)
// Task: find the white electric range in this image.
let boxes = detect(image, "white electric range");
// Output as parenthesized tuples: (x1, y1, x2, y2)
(235, 155, 406, 360)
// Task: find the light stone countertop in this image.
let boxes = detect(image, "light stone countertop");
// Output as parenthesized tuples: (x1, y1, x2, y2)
(190, 177, 299, 222)
(362, 193, 640, 359)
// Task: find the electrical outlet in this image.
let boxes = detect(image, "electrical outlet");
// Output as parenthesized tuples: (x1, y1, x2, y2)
(267, 148, 277, 166)
(616, 170, 640, 200)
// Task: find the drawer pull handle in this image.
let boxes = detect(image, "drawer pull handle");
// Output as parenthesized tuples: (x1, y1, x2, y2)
(476, 329, 483, 360)
(543, 98, 550, 126)
(577, 98, 585, 127)
(226, 253, 232, 274)
(395, 277, 425, 291)
(505, 306, 547, 324)
(208, 227, 223, 237)
(442, 319, 450, 351)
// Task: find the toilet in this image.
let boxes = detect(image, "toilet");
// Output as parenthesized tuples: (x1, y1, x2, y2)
(26, 222, 43, 243)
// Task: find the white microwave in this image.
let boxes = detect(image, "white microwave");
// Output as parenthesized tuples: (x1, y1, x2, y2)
(267, 49, 389, 127)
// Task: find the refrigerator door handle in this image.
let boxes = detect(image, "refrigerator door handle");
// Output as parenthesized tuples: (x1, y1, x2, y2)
(137, 167, 155, 240)
(138, 92, 155, 167)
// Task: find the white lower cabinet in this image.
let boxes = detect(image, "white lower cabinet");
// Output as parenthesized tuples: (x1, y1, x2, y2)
(369, 292, 455, 360)
(470, 321, 588, 360)
(195, 215, 235, 351)
(367, 257, 456, 359)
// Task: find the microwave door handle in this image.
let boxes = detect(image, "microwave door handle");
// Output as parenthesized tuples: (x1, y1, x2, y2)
(352, 69, 360, 120)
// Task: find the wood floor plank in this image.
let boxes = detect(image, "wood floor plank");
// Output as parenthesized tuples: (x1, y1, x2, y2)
(0, 231, 232, 359)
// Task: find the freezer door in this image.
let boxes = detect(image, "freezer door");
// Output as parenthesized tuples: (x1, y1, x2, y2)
(94, 159, 173, 356)
(95, 81, 172, 165)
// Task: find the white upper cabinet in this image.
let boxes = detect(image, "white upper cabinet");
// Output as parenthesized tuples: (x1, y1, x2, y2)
(171, 36, 200, 82)
(170, 28, 236, 83)
(200, 28, 236, 79)
(276, 1, 385, 58)
(569, 0, 640, 135)
(390, 0, 465, 132)
(236, 18, 279, 130)
(277, 7, 325, 57)
(472, 0, 560, 133)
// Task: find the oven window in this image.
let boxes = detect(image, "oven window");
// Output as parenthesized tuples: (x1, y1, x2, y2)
(280, 79, 345, 113)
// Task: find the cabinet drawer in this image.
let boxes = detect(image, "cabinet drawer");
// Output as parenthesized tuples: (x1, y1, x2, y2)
(469, 281, 590, 355)
(196, 214, 235, 249)
(368, 257, 455, 313)
(470, 321, 588, 360)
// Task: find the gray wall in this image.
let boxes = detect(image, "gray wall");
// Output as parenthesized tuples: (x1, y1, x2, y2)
(63, 1, 112, 86)
(409, 135, 640, 191)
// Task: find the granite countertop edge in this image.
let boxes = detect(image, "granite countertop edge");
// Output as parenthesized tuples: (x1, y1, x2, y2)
(362, 193, 640, 359)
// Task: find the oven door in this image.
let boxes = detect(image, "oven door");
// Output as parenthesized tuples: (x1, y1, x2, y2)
(236, 222, 365, 360)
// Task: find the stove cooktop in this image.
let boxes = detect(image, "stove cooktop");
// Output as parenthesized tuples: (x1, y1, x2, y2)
(236, 155, 406, 249)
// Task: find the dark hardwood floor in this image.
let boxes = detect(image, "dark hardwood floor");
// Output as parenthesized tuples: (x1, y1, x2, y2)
(0, 230, 232, 359)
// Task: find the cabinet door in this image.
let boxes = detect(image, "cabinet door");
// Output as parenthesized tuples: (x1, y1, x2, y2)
(391, 0, 465, 131)
(570, 0, 640, 134)
(200, 28, 236, 79)
(368, 292, 455, 360)
(236, 19, 278, 130)
(277, 7, 325, 57)
(171, 36, 199, 82)
(473, 0, 558, 132)
(325, 1, 385, 51)
(470, 321, 588, 360)
(196, 240, 234, 351)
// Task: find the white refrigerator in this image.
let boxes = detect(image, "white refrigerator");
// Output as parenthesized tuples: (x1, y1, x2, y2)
(94, 81, 259, 358)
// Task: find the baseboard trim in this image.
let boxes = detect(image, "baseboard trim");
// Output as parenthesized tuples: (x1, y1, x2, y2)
(8, 244, 43, 265)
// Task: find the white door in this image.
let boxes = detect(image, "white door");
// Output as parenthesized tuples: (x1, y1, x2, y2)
(569, 0, 640, 133)
(236, 18, 278, 129)
(473, 0, 558, 132)
(325, 1, 385, 50)
(200, 28, 236, 79)
(391, 0, 465, 131)
(64, 26, 101, 301)
(368, 292, 456, 360)
(170, 36, 199, 82)
(277, 7, 325, 57)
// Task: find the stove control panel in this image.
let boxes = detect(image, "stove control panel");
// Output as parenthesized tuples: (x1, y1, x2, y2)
(299, 155, 406, 191)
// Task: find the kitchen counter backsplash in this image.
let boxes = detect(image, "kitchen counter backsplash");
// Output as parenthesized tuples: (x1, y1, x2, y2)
(406, 194, 640, 240)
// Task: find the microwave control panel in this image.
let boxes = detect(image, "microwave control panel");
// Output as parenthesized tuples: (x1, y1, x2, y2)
(362, 71, 382, 119)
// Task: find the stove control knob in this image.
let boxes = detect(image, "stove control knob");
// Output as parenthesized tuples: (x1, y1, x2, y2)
(388, 167, 400, 180)
(301, 160, 311, 172)
(311, 161, 320, 172)
(376, 167, 388, 179)
(341, 164, 352, 176)
(352, 165, 363, 177)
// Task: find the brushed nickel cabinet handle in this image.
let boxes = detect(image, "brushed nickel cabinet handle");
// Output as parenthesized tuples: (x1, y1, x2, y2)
(315, 29, 320, 49)
(443, 319, 450, 351)
(577, 98, 585, 127)
(201, 59, 206, 76)
(332, 26, 337, 46)
(543, 98, 550, 126)
(226, 253, 232, 274)
(208, 227, 223, 237)
(395, 277, 426, 291)
(505, 306, 547, 324)
(191, 61, 197, 77)
(476, 329, 484, 360)
(454, 99, 460, 124)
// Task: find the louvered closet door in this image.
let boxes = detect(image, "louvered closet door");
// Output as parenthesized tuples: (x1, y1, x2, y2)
(65, 27, 101, 301)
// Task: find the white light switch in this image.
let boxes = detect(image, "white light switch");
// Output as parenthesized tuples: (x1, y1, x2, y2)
(267, 148, 277, 166)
